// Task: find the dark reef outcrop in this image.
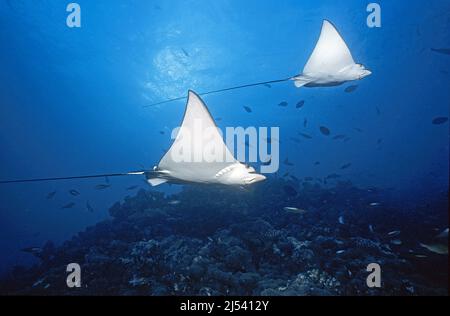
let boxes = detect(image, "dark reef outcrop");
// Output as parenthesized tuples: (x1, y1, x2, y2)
(0, 179, 448, 296)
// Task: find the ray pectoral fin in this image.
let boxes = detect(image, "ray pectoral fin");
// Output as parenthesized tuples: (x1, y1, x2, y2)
(303, 20, 356, 75)
(156, 90, 239, 185)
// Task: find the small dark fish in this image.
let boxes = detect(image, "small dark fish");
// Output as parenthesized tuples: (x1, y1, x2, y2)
(283, 185, 298, 197)
(354, 128, 363, 133)
(278, 101, 288, 107)
(376, 106, 381, 116)
(86, 201, 94, 213)
(243, 106, 252, 113)
(159, 130, 165, 135)
(105, 176, 110, 183)
(377, 138, 383, 145)
(284, 158, 294, 166)
(303, 119, 308, 127)
(432, 117, 448, 125)
(95, 184, 111, 190)
(344, 85, 358, 93)
(431, 48, 450, 56)
(69, 189, 80, 196)
(215, 117, 222, 121)
(333, 135, 346, 140)
(264, 83, 272, 88)
(61, 202, 75, 209)
(326, 173, 341, 179)
(290, 175, 299, 182)
(181, 48, 189, 57)
(46, 191, 56, 200)
(296, 100, 305, 108)
(21, 247, 43, 255)
(282, 172, 290, 178)
(126, 185, 139, 190)
(314, 161, 320, 166)
(319, 126, 331, 136)
(299, 133, 312, 139)
(341, 163, 352, 170)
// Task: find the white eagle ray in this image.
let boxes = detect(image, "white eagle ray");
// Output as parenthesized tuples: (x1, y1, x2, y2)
(146, 90, 266, 186)
(292, 20, 372, 88)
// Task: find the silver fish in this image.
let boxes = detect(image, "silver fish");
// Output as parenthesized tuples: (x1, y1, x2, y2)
(387, 230, 401, 237)
(283, 207, 307, 214)
(69, 189, 80, 196)
(420, 243, 448, 255)
(435, 228, 449, 239)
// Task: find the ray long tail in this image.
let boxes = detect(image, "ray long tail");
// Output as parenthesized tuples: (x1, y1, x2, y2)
(144, 75, 298, 108)
(0, 171, 147, 184)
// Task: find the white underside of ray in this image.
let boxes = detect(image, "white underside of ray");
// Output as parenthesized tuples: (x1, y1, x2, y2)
(155, 91, 237, 184)
(303, 20, 355, 75)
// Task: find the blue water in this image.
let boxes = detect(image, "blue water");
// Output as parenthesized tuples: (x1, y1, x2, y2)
(0, 0, 448, 293)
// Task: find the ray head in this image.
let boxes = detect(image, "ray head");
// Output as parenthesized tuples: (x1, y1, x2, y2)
(217, 163, 266, 186)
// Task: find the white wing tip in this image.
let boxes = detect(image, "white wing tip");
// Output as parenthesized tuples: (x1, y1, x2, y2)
(147, 178, 168, 186)
(188, 89, 198, 99)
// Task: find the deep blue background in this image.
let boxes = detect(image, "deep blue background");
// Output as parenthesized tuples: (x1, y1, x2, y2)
(0, 0, 448, 275)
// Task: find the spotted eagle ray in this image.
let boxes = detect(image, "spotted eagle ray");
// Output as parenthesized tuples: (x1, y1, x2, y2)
(292, 20, 371, 88)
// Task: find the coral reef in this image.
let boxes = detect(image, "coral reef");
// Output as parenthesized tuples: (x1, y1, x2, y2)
(0, 179, 447, 295)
